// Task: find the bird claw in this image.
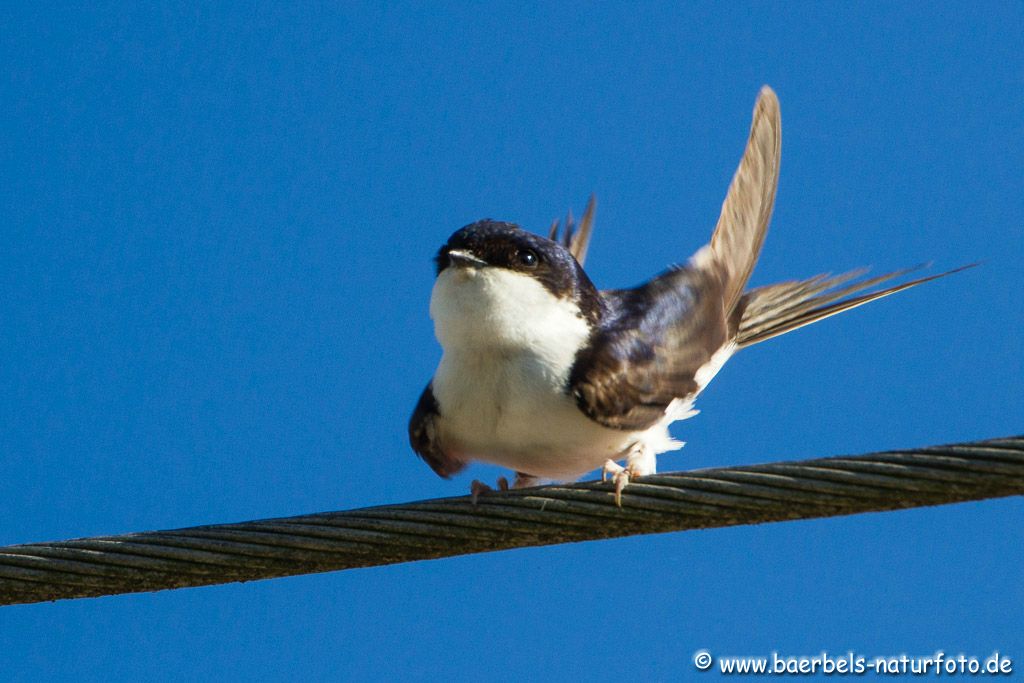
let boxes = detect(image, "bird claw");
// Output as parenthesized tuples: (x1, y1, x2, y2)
(470, 477, 510, 505)
(601, 459, 622, 482)
(602, 460, 632, 507)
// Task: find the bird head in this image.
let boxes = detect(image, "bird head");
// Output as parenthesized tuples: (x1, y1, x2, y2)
(430, 220, 601, 351)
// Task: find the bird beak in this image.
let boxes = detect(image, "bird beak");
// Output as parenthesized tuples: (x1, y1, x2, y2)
(447, 249, 488, 268)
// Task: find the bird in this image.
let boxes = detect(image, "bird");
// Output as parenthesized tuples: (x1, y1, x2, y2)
(409, 86, 971, 505)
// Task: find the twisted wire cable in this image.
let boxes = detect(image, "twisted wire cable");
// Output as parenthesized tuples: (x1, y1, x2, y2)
(1, 435, 1021, 606)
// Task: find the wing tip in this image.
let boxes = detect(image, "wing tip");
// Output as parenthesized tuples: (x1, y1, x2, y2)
(736, 261, 979, 347)
(757, 84, 779, 107)
(549, 194, 597, 266)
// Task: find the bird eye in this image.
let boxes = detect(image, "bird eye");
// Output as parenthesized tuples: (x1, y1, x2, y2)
(517, 249, 538, 268)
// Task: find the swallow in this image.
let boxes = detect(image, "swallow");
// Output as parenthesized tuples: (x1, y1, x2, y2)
(409, 86, 971, 505)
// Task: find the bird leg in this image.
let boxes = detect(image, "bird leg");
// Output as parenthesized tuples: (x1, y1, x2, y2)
(601, 461, 629, 506)
(603, 445, 656, 506)
(469, 476, 510, 504)
(470, 470, 542, 503)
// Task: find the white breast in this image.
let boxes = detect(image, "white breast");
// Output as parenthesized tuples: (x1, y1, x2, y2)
(429, 266, 683, 480)
(430, 264, 589, 355)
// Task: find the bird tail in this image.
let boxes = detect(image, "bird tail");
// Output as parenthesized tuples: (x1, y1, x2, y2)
(734, 263, 976, 348)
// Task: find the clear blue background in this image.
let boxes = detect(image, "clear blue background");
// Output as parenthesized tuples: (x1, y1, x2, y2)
(1, 3, 1021, 681)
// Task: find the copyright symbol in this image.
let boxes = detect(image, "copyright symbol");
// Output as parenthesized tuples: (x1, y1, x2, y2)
(694, 649, 713, 671)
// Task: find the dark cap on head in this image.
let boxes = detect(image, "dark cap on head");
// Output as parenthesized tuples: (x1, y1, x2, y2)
(435, 220, 603, 322)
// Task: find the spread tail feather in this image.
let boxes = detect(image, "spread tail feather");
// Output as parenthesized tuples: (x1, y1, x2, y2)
(735, 263, 977, 348)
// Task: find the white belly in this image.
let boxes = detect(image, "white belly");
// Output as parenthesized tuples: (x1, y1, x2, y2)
(433, 348, 648, 479)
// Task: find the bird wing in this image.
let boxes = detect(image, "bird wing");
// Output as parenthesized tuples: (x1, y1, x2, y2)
(707, 86, 781, 316)
(549, 195, 596, 266)
(570, 261, 976, 431)
(568, 88, 781, 431)
(735, 263, 977, 348)
(568, 265, 731, 431)
(408, 383, 466, 478)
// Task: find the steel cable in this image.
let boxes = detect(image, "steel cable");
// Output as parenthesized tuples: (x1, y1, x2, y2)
(1, 435, 1020, 606)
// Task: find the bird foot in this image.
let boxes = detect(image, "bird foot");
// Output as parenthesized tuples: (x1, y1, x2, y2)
(470, 476, 509, 504)
(602, 460, 633, 507)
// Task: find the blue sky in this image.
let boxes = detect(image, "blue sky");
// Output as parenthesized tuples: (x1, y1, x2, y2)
(1, 2, 1021, 681)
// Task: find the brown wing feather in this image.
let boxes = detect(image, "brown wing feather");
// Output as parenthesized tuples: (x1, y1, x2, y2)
(736, 264, 977, 348)
(550, 195, 596, 266)
(708, 86, 781, 315)
(569, 88, 781, 432)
